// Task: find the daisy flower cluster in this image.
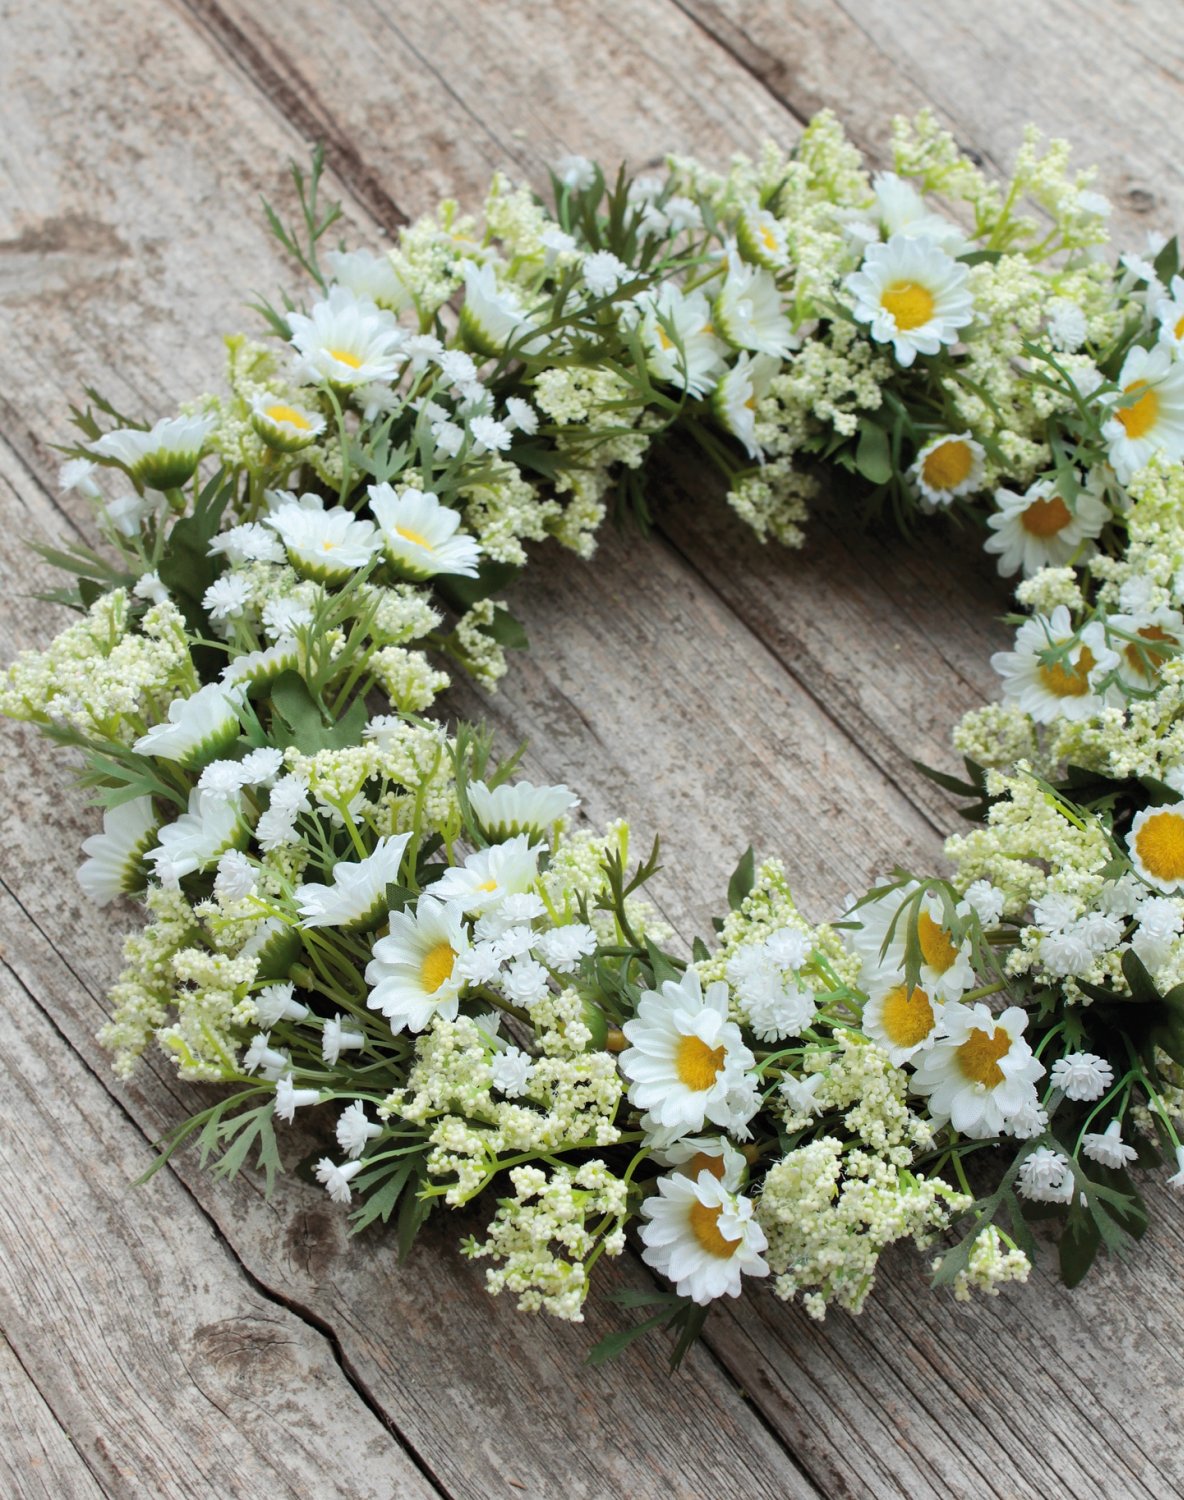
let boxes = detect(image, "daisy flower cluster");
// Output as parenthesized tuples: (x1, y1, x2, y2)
(7, 120, 1184, 1364)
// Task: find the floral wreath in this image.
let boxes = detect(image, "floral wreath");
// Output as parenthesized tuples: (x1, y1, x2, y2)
(9, 110, 1184, 1365)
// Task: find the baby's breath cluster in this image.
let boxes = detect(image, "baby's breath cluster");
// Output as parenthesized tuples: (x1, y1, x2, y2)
(7, 117, 1184, 1364)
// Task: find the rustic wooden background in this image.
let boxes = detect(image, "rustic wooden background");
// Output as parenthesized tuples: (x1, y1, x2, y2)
(3, 2, 1184, 1496)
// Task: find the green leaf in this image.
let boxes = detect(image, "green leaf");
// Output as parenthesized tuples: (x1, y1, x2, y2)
(482, 604, 529, 651)
(396, 1182, 434, 1261)
(436, 558, 522, 611)
(157, 471, 235, 637)
(854, 421, 893, 485)
(727, 845, 755, 911)
(645, 938, 682, 989)
(1058, 1206, 1101, 1287)
(268, 672, 369, 753)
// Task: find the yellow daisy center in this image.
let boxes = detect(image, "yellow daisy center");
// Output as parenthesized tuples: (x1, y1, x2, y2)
(1117, 380, 1160, 439)
(675, 1034, 727, 1092)
(956, 1026, 1012, 1088)
(475, 878, 499, 893)
(917, 910, 958, 972)
(420, 941, 457, 994)
(688, 1199, 742, 1259)
(1020, 494, 1072, 537)
(1175, 314, 1184, 341)
(760, 225, 779, 252)
(920, 439, 974, 492)
(320, 539, 339, 551)
(1125, 624, 1177, 679)
(327, 347, 363, 369)
(395, 524, 435, 551)
(683, 1151, 727, 1182)
(265, 403, 312, 430)
(1038, 644, 1095, 698)
(1132, 810, 1184, 884)
(879, 983, 936, 1049)
(880, 280, 935, 331)
(656, 326, 674, 350)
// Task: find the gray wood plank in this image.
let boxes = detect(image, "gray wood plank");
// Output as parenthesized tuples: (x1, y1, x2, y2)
(0, 1335, 105, 1500)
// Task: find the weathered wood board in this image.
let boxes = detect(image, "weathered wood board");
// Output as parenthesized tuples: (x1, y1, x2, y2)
(2, 1, 1183, 1496)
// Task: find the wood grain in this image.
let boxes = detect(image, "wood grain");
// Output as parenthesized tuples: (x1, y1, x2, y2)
(2, 0, 1184, 1495)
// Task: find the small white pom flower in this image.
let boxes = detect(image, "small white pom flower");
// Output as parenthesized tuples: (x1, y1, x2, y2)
(322, 1014, 366, 1066)
(469, 414, 512, 454)
(202, 574, 252, 626)
(253, 983, 310, 1028)
(533, 923, 597, 973)
(582, 250, 629, 297)
(1082, 1120, 1138, 1169)
(1017, 1147, 1075, 1203)
(555, 154, 596, 192)
(779, 1072, 825, 1116)
(846, 233, 973, 367)
(243, 1033, 291, 1080)
(490, 1045, 534, 1097)
(336, 1102, 383, 1159)
(1050, 1052, 1114, 1101)
(1166, 1144, 1184, 1190)
(500, 957, 551, 1008)
(503, 396, 538, 434)
(314, 1156, 365, 1204)
(214, 848, 257, 902)
(274, 1075, 321, 1123)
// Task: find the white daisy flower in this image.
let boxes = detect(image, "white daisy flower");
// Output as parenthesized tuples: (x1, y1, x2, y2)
(324, 246, 411, 313)
(850, 171, 968, 256)
(658, 1135, 747, 1192)
(638, 1172, 768, 1305)
(1169, 1144, 1184, 1191)
(619, 969, 756, 1136)
(990, 605, 1121, 724)
(1154, 275, 1184, 355)
(1128, 805, 1184, 893)
(90, 412, 216, 491)
(467, 779, 578, 841)
(862, 976, 946, 1065)
(76, 796, 158, 906)
(426, 833, 539, 916)
(983, 479, 1109, 577)
(314, 1156, 365, 1204)
(1107, 606, 1183, 690)
(365, 895, 470, 1033)
(908, 432, 985, 509)
(249, 393, 326, 452)
(368, 483, 482, 580)
(1101, 344, 1184, 484)
(133, 681, 245, 768)
(1050, 1052, 1114, 1101)
(712, 352, 779, 460)
(147, 790, 245, 887)
(632, 282, 728, 398)
(848, 882, 975, 1004)
(265, 494, 381, 583)
(459, 261, 545, 357)
(222, 638, 301, 690)
(909, 1002, 1045, 1139)
(846, 233, 973, 367)
(288, 285, 404, 389)
(1082, 1119, 1138, 1169)
(490, 1045, 534, 1097)
(735, 208, 787, 270)
(713, 254, 797, 359)
(336, 1102, 383, 1159)
(296, 833, 412, 930)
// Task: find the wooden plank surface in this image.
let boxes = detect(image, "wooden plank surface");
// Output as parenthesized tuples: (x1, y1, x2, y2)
(1, 0, 1183, 1496)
